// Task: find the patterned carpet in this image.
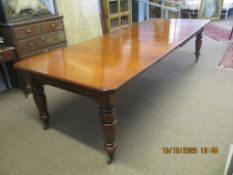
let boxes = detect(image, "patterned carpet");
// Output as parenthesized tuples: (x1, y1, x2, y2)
(218, 43, 233, 69)
(203, 22, 233, 69)
(203, 23, 232, 41)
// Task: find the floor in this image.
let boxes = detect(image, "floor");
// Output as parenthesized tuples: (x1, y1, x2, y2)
(214, 16, 233, 30)
(0, 20, 233, 175)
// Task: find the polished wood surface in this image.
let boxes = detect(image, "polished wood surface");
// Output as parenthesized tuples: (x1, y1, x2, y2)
(15, 19, 209, 92)
(14, 19, 209, 163)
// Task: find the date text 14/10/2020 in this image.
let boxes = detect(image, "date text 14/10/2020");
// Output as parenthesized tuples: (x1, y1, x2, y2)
(162, 147, 219, 154)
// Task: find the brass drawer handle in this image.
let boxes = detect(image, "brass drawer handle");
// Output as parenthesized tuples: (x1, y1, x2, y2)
(41, 36, 46, 41)
(50, 24, 56, 28)
(25, 28, 32, 33)
(53, 37, 58, 41)
(28, 42, 34, 47)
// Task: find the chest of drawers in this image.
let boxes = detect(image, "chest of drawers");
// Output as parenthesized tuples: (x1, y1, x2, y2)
(0, 16, 67, 59)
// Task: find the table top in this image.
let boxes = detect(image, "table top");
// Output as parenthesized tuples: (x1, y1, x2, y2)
(15, 19, 209, 92)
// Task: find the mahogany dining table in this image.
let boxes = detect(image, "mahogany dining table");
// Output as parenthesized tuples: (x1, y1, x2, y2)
(14, 18, 210, 163)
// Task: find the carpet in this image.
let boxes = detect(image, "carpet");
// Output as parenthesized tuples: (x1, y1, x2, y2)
(1, 35, 232, 175)
(218, 43, 233, 68)
(203, 23, 231, 41)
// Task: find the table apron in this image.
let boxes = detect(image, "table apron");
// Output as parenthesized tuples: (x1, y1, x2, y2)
(17, 70, 116, 102)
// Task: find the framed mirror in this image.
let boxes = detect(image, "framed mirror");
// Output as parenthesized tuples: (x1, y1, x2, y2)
(199, 0, 224, 20)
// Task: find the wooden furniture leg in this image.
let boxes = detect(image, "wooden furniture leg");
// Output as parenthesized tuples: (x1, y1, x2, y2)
(195, 29, 203, 62)
(0, 64, 9, 89)
(96, 93, 117, 164)
(229, 27, 233, 40)
(31, 82, 50, 129)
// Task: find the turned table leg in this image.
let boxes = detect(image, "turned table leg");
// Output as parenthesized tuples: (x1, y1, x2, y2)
(96, 93, 117, 164)
(31, 82, 50, 129)
(229, 26, 233, 40)
(195, 28, 203, 62)
(99, 105, 117, 164)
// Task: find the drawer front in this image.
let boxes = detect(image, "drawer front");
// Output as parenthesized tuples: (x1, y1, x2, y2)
(13, 24, 42, 40)
(0, 50, 15, 63)
(17, 31, 66, 55)
(41, 19, 64, 33)
(17, 37, 43, 54)
(42, 31, 66, 48)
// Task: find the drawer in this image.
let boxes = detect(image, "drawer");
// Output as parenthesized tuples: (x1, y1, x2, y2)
(0, 49, 15, 63)
(42, 31, 66, 48)
(41, 19, 64, 33)
(13, 24, 42, 40)
(17, 37, 43, 55)
(17, 31, 66, 55)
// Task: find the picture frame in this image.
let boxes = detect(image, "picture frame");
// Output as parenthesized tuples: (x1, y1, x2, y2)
(199, 0, 224, 20)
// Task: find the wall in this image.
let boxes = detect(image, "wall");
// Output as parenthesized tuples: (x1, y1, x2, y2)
(56, 0, 103, 45)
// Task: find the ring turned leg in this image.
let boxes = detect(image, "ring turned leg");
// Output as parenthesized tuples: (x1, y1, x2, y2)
(195, 29, 203, 62)
(99, 105, 117, 164)
(31, 83, 50, 129)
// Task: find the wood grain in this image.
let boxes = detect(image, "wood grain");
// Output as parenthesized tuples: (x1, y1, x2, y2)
(14, 19, 210, 163)
(15, 19, 209, 92)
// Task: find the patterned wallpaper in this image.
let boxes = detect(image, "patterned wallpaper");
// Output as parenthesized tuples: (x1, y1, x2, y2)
(56, 0, 103, 45)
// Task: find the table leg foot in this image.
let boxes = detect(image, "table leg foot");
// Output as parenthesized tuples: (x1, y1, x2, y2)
(107, 154, 114, 164)
(99, 105, 117, 164)
(43, 120, 50, 130)
(31, 83, 50, 129)
(195, 29, 203, 62)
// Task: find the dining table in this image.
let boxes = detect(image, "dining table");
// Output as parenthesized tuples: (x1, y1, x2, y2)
(14, 18, 210, 163)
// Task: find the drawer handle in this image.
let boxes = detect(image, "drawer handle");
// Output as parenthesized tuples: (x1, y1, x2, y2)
(41, 36, 46, 41)
(53, 37, 58, 41)
(28, 42, 34, 47)
(50, 24, 56, 28)
(25, 28, 32, 33)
